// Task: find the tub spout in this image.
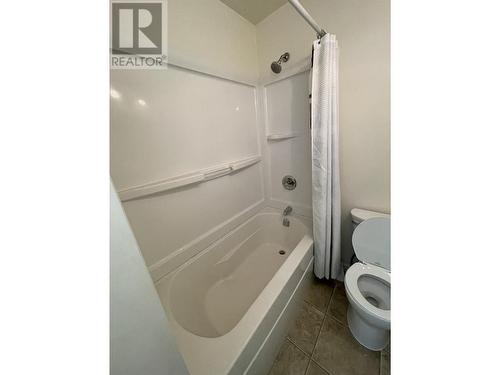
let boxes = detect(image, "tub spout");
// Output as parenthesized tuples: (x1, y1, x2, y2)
(282, 206, 292, 226)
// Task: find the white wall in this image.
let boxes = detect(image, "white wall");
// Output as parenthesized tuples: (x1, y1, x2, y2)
(110, 0, 264, 278)
(110, 183, 188, 375)
(169, 0, 259, 84)
(256, 0, 390, 264)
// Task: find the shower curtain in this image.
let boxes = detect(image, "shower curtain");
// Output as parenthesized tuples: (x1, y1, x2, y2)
(311, 34, 341, 280)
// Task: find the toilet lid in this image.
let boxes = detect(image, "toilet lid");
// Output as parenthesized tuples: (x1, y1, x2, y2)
(352, 217, 390, 270)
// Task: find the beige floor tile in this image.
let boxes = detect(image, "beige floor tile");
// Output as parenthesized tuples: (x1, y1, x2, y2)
(305, 360, 329, 375)
(287, 301, 325, 355)
(327, 283, 348, 326)
(312, 315, 380, 375)
(268, 340, 310, 375)
(302, 277, 334, 312)
(380, 347, 390, 375)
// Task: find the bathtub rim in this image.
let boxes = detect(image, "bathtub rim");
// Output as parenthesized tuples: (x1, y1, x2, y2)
(154, 206, 311, 284)
(155, 208, 313, 375)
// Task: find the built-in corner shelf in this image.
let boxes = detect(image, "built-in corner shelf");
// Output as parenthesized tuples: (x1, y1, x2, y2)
(118, 155, 261, 202)
(266, 133, 300, 141)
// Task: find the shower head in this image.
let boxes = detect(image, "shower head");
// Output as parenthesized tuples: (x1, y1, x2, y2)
(271, 61, 282, 74)
(271, 52, 290, 74)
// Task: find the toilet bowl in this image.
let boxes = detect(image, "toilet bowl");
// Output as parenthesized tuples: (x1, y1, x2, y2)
(345, 216, 390, 351)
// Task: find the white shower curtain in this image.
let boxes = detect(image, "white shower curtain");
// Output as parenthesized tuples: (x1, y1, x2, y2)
(311, 34, 341, 280)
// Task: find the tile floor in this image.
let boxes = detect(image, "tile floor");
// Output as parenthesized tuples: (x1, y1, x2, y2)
(268, 279, 390, 375)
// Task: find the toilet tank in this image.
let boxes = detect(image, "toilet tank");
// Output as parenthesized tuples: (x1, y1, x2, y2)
(351, 208, 390, 231)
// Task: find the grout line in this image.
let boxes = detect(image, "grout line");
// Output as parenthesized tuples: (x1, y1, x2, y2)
(330, 314, 346, 327)
(292, 282, 337, 374)
(309, 288, 334, 363)
(325, 289, 334, 314)
(325, 286, 349, 328)
(306, 290, 336, 375)
(304, 358, 312, 375)
(286, 337, 312, 358)
(302, 298, 328, 316)
(310, 358, 333, 375)
(267, 360, 276, 375)
(301, 282, 335, 315)
(269, 338, 311, 375)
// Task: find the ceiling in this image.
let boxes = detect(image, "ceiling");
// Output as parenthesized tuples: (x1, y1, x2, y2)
(219, 0, 288, 24)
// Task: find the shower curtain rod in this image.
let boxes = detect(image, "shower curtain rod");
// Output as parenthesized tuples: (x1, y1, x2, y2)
(288, 0, 327, 38)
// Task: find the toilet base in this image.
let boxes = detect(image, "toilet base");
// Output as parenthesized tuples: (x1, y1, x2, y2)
(347, 305, 389, 351)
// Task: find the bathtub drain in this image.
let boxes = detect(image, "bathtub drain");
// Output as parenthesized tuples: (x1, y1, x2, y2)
(279, 250, 286, 255)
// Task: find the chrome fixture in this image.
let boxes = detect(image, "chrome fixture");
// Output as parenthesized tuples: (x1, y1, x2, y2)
(282, 175, 297, 190)
(288, 0, 327, 39)
(271, 52, 290, 74)
(282, 205, 293, 227)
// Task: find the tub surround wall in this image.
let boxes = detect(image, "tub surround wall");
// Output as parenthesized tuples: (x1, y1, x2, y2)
(111, 67, 260, 191)
(261, 70, 313, 218)
(256, 0, 391, 264)
(111, 0, 265, 277)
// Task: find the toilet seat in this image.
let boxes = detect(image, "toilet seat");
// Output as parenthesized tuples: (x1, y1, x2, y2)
(345, 262, 390, 326)
(345, 215, 390, 349)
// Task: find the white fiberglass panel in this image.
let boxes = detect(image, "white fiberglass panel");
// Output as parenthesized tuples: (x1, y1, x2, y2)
(111, 66, 259, 191)
(265, 71, 310, 136)
(265, 71, 312, 210)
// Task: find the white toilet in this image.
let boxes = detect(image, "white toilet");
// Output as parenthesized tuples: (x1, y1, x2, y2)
(345, 208, 390, 351)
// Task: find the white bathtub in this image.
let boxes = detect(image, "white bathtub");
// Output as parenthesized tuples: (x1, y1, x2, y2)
(155, 207, 313, 374)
